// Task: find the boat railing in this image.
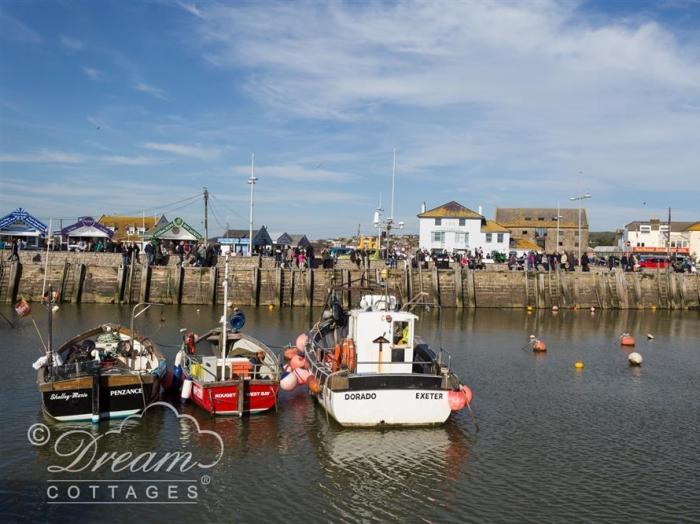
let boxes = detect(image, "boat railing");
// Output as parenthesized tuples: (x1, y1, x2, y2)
(184, 353, 280, 382)
(49, 359, 101, 380)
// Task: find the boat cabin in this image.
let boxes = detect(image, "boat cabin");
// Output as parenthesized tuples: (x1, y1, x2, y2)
(349, 297, 417, 375)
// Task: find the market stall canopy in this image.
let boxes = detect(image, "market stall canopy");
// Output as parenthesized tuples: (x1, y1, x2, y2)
(144, 216, 203, 241)
(60, 216, 113, 238)
(0, 208, 47, 237)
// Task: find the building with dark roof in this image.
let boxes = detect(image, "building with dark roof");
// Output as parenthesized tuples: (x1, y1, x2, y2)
(495, 207, 588, 253)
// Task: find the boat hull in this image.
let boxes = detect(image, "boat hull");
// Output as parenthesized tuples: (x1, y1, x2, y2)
(190, 380, 279, 416)
(318, 386, 452, 427)
(39, 374, 160, 422)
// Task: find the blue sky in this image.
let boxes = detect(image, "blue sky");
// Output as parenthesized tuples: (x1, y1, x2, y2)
(1, 0, 699, 238)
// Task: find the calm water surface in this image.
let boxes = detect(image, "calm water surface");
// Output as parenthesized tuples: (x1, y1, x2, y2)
(0, 304, 699, 523)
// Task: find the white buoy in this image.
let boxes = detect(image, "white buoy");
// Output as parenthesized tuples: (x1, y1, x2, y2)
(181, 377, 193, 401)
(628, 352, 643, 366)
(647, 333, 654, 340)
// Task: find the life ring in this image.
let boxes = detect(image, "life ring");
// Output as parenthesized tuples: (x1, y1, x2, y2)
(331, 344, 342, 372)
(341, 339, 356, 372)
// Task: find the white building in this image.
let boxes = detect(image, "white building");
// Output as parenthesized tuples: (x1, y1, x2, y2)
(417, 201, 510, 254)
(619, 218, 693, 256)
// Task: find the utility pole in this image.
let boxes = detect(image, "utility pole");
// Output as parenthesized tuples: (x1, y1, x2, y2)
(203, 187, 209, 244)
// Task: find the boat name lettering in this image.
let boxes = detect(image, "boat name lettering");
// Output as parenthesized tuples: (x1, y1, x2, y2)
(50, 392, 88, 401)
(110, 388, 143, 397)
(247, 391, 270, 397)
(344, 392, 377, 400)
(415, 392, 444, 400)
(214, 392, 235, 399)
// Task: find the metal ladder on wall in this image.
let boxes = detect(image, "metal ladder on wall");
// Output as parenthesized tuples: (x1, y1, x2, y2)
(657, 270, 670, 309)
(0, 260, 5, 302)
(525, 271, 538, 307)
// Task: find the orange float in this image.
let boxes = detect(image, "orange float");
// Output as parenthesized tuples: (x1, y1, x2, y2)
(620, 334, 636, 347)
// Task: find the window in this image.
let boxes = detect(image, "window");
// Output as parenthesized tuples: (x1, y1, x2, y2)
(525, 217, 532, 221)
(659, 225, 669, 231)
(497, 233, 504, 243)
(522, 230, 528, 235)
(558, 241, 563, 246)
(435, 218, 442, 226)
(640, 225, 651, 233)
(127, 226, 136, 235)
(538, 217, 544, 221)
(137, 227, 145, 234)
(575, 230, 579, 236)
(575, 242, 579, 247)
(459, 218, 466, 226)
(432, 231, 445, 246)
(455, 232, 470, 247)
(485, 233, 492, 243)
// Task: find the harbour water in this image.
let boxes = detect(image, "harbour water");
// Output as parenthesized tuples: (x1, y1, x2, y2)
(1, 305, 699, 522)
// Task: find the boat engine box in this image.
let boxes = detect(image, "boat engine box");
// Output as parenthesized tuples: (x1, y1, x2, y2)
(200, 356, 219, 382)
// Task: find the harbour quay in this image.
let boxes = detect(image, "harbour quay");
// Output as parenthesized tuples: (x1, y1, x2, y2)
(1, 253, 698, 309)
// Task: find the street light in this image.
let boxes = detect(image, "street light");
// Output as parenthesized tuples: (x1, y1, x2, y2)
(247, 153, 258, 257)
(569, 192, 592, 265)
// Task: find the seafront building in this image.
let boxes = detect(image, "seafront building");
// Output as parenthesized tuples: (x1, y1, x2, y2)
(98, 215, 166, 242)
(0, 208, 47, 249)
(495, 207, 588, 254)
(618, 218, 696, 256)
(417, 201, 510, 254)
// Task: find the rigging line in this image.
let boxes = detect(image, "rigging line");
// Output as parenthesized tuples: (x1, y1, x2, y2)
(209, 194, 245, 219)
(115, 193, 203, 217)
(206, 199, 228, 230)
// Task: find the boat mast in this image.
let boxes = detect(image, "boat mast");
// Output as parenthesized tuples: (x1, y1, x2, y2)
(221, 254, 229, 378)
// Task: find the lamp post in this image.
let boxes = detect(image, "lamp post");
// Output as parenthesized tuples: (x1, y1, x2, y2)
(247, 153, 258, 256)
(569, 192, 591, 265)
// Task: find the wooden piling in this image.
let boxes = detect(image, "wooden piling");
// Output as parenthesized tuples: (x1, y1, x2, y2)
(209, 266, 218, 304)
(140, 265, 151, 303)
(454, 266, 463, 308)
(72, 264, 86, 304)
(59, 261, 70, 303)
(8, 261, 21, 303)
(432, 266, 440, 306)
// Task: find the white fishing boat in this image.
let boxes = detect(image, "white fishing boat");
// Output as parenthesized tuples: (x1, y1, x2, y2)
(305, 290, 474, 427)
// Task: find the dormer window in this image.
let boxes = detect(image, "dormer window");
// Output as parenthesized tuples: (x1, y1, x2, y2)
(435, 218, 442, 226)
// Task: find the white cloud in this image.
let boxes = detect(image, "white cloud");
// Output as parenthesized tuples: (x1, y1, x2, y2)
(98, 155, 169, 166)
(189, 0, 700, 200)
(82, 67, 103, 81)
(177, 1, 203, 19)
(0, 150, 85, 163)
(0, 150, 167, 166)
(133, 82, 168, 100)
(60, 35, 83, 50)
(0, 12, 42, 44)
(141, 142, 220, 160)
(230, 163, 358, 183)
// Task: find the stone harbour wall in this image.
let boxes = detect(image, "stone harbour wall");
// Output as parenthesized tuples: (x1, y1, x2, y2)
(1, 258, 699, 309)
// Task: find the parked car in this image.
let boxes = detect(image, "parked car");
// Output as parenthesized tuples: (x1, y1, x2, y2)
(638, 256, 670, 269)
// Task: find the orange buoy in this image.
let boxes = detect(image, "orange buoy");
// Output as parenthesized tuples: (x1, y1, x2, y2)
(283, 346, 299, 360)
(531, 338, 547, 352)
(448, 390, 467, 411)
(295, 333, 308, 352)
(293, 367, 310, 385)
(460, 385, 473, 405)
(289, 354, 307, 370)
(308, 375, 321, 394)
(620, 334, 636, 347)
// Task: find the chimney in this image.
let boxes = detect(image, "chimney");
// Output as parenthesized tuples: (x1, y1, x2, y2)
(421, 202, 426, 213)
(478, 205, 483, 216)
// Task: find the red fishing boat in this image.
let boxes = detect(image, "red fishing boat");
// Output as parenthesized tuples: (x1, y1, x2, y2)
(176, 257, 280, 416)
